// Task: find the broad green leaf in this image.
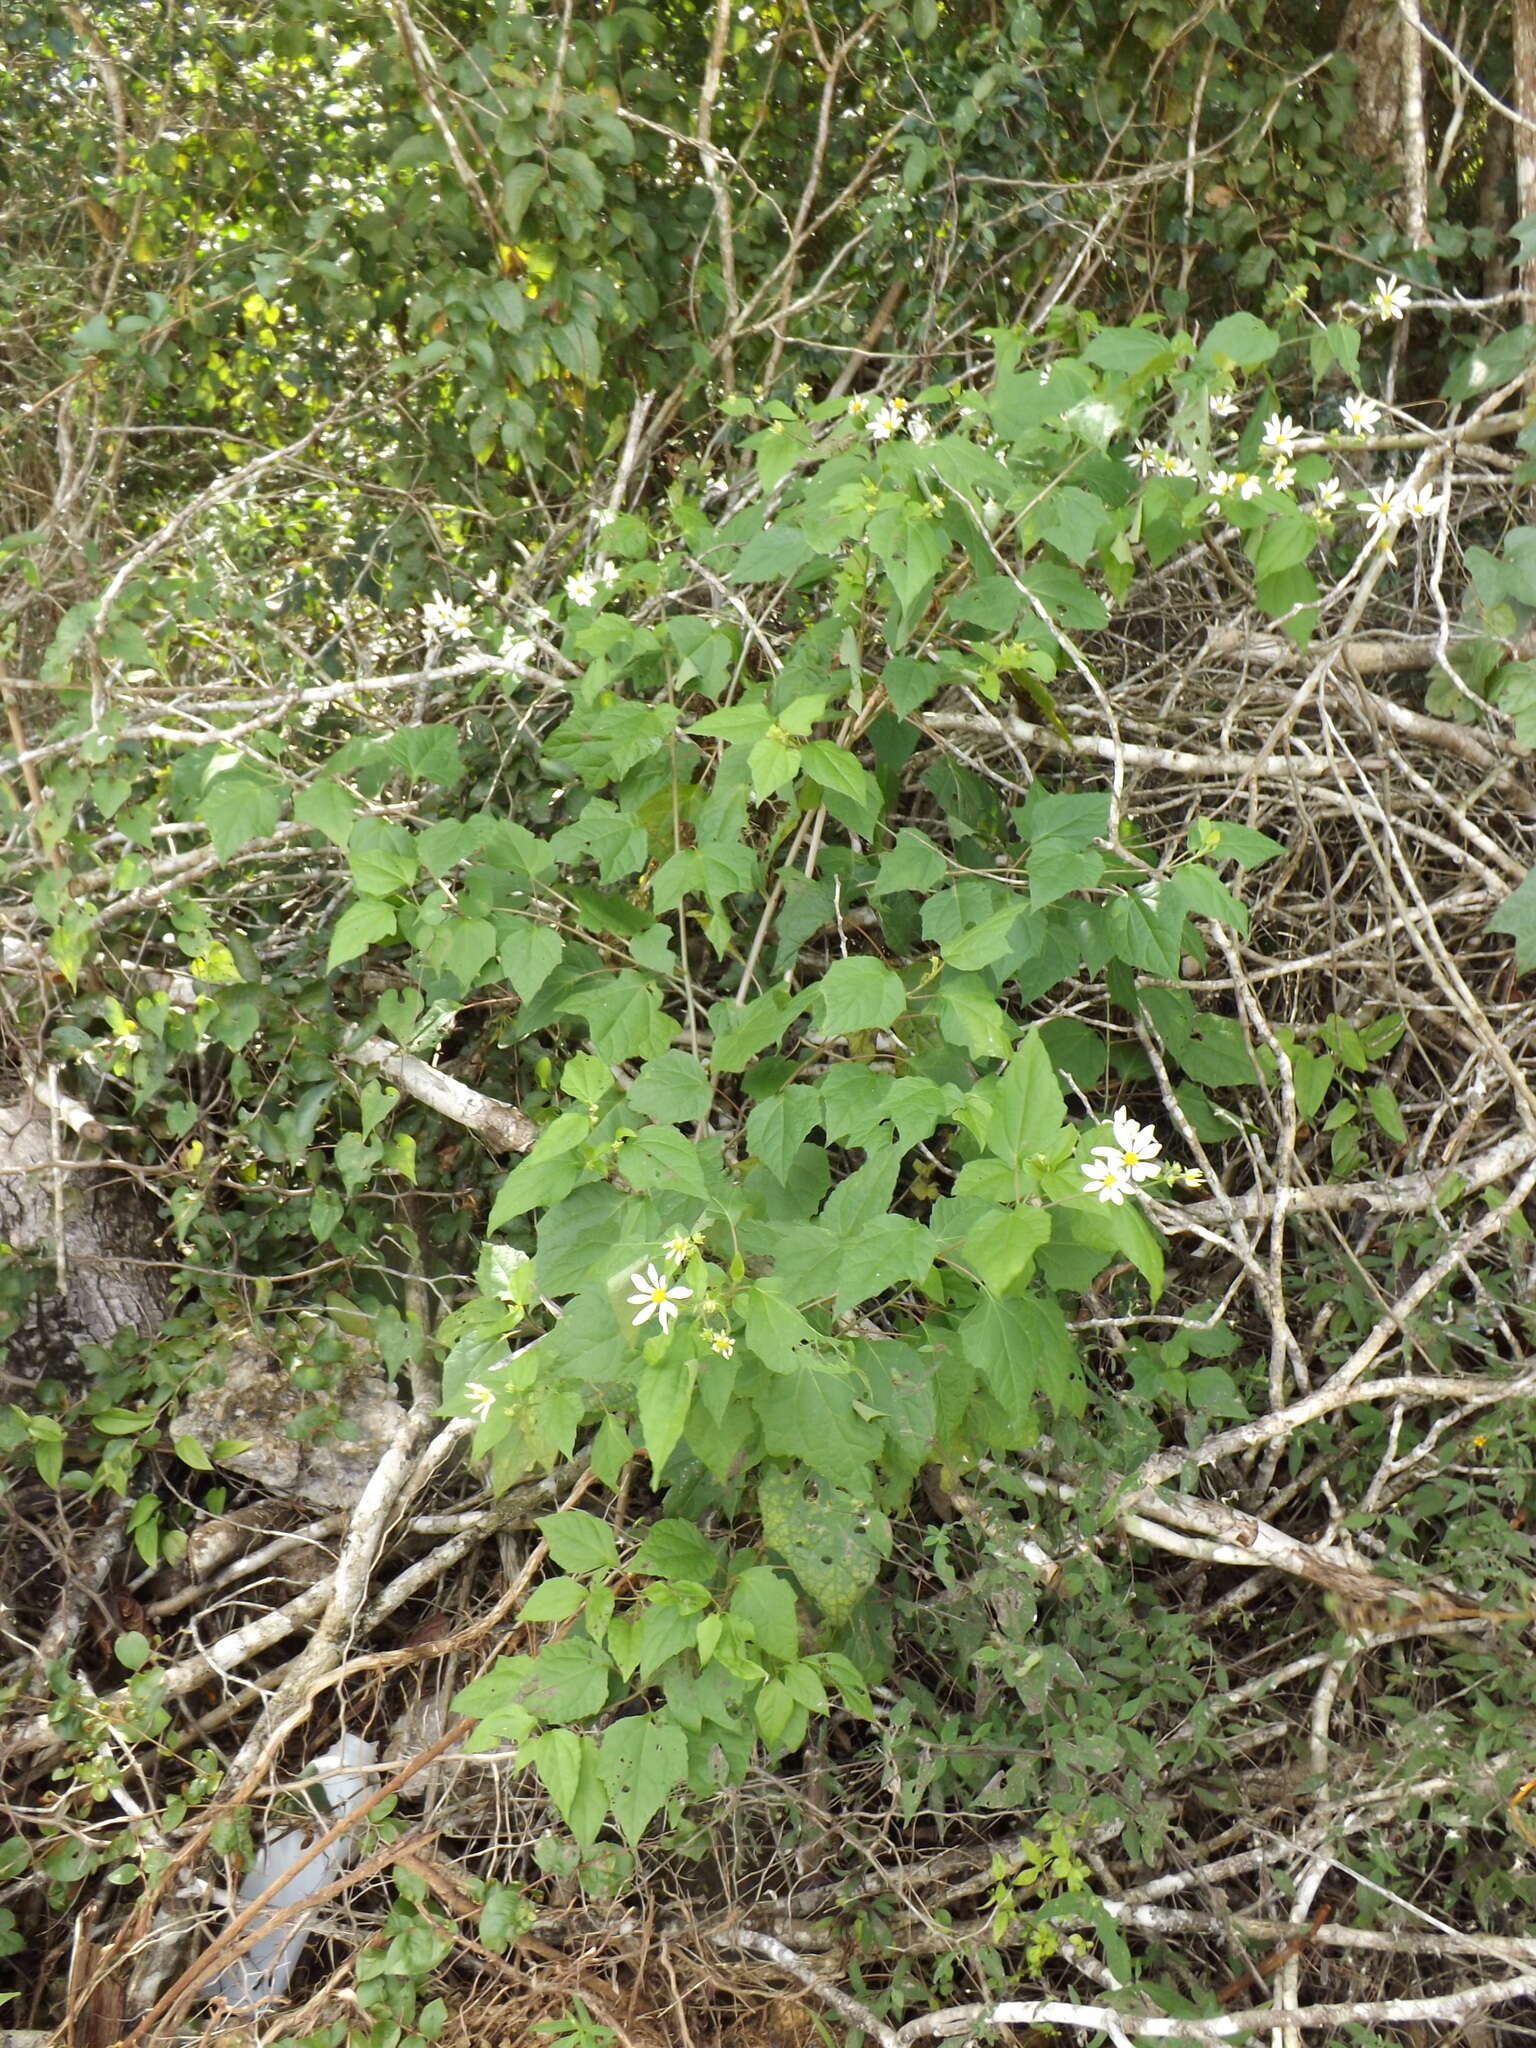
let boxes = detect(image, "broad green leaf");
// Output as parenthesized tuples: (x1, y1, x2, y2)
(627, 1051, 712, 1124)
(637, 1353, 693, 1475)
(960, 1205, 1052, 1291)
(527, 1729, 606, 1846)
(709, 986, 806, 1072)
(599, 1715, 687, 1843)
(1199, 311, 1279, 368)
(348, 819, 418, 898)
(499, 919, 563, 1002)
(746, 1089, 822, 1183)
(987, 1029, 1067, 1164)
(327, 900, 397, 971)
(619, 1125, 708, 1198)
(1186, 818, 1286, 868)
(293, 778, 357, 848)
(757, 1367, 881, 1489)
(729, 1566, 800, 1661)
(759, 1468, 887, 1626)
(810, 957, 906, 1034)
(873, 828, 948, 896)
(197, 771, 282, 860)
(538, 1510, 620, 1576)
(1486, 867, 1536, 969)
(633, 1520, 720, 1582)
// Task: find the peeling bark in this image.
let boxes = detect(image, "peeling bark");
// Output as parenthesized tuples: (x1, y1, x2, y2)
(0, 1097, 164, 1375)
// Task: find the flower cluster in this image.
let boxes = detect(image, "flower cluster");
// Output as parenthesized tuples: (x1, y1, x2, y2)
(565, 560, 622, 608)
(421, 591, 477, 644)
(625, 1239, 736, 1358)
(859, 395, 933, 444)
(1080, 1111, 1204, 1207)
(1081, 1109, 1162, 1205)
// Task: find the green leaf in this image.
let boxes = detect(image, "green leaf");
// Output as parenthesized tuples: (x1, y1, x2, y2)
(810, 957, 906, 1035)
(941, 904, 1027, 971)
(538, 1510, 620, 1576)
(758, 1367, 881, 1489)
(627, 1052, 712, 1125)
(384, 725, 465, 786)
(1085, 327, 1175, 372)
(873, 828, 948, 897)
(499, 919, 563, 1002)
(326, 900, 397, 971)
(1186, 818, 1286, 868)
(578, 973, 674, 1062)
(959, 1205, 1052, 1291)
(520, 1577, 588, 1623)
(709, 987, 805, 1072)
(196, 770, 282, 860)
(937, 978, 1015, 1059)
(527, 1729, 606, 1846)
(637, 1353, 693, 1476)
(1250, 516, 1317, 581)
(759, 1468, 886, 1626)
(619, 1125, 708, 1198)
(746, 1089, 822, 1182)
(729, 524, 818, 583)
(729, 1566, 800, 1662)
(799, 740, 881, 828)
(632, 1520, 720, 1582)
(1486, 868, 1536, 970)
(1199, 312, 1279, 369)
(987, 1029, 1067, 1164)
(293, 778, 357, 849)
(486, 1112, 590, 1229)
(348, 819, 418, 898)
(115, 1632, 151, 1671)
(599, 1715, 687, 1843)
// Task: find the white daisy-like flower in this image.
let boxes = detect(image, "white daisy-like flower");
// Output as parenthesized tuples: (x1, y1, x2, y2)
(1175, 1166, 1207, 1190)
(705, 1330, 735, 1358)
(906, 411, 933, 444)
(1163, 454, 1198, 481)
(1269, 458, 1297, 491)
(565, 568, 600, 607)
(627, 1263, 692, 1335)
(661, 1230, 702, 1268)
(422, 592, 477, 643)
(847, 393, 869, 417)
(474, 568, 500, 598)
(1362, 483, 1402, 530)
(1312, 477, 1345, 513)
(598, 558, 621, 586)
(867, 401, 905, 442)
(463, 1381, 497, 1421)
(1398, 483, 1440, 521)
(1368, 275, 1412, 323)
(1081, 1156, 1132, 1206)
(1237, 472, 1264, 501)
(1129, 438, 1161, 477)
(1260, 414, 1305, 461)
(499, 630, 537, 669)
(1103, 1107, 1164, 1181)
(795, 380, 812, 398)
(1210, 391, 1240, 419)
(1339, 393, 1382, 437)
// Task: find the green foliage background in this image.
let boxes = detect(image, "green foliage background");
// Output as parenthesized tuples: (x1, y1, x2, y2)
(5, 1, 1536, 2041)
